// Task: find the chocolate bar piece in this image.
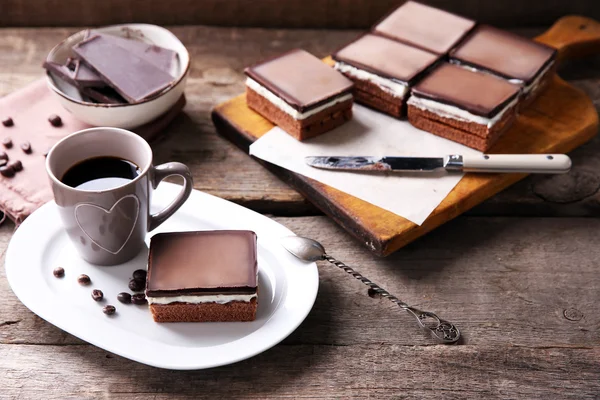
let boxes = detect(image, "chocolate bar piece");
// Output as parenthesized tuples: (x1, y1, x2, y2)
(73, 35, 175, 103)
(73, 59, 105, 88)
(81, 87, 127, 104)
(449, 25, 557, 102)
(90, 31, 177, 75)
(407, 62, 521, 152)
(145, 231, 258, 322)
(373, 1, 475, 55)
(333, 33, 440, 117)
(244, 49, 354, 140)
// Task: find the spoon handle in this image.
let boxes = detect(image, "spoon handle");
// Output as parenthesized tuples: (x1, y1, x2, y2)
(322, 254, 460, 344)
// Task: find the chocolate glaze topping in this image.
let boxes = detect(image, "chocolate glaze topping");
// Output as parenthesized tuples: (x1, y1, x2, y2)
(373, 1, 475, 55)
(244, 49, 354, 113)
(411, 63, 521, 118)
(146, 231, 258, 297)
(449, 25, 557, 84)
(333, 34, 440, 85)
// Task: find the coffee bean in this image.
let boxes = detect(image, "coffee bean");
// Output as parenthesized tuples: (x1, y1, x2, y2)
(2, 137, 12, 149)
(0, 165, 15, 177)
(0, 151, 7, 160)
(131, 293, 147, 305)
(20, 141, 31, 154)
(132, 269, 147, 280)
(117, 292, 132, 304)
(0, 159, 6, 168)
(1, 117, 13, 127)
(103, 305, 116, 315)
(48, 114, 62, 127)
(128, 278, 145, 292)
(11, 160, 22, 172)
(77, 274, 91, 286)
(53, 267, 65, 278)
(91, 289, 104, 301)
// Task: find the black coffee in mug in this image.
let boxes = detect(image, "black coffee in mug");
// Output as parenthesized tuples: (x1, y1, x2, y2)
(61, 156, 142, 190)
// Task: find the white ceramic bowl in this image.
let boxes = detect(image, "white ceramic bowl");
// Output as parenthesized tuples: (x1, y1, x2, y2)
(45, 24, 190, 129)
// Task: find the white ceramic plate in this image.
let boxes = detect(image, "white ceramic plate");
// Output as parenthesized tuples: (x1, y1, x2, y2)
(5, 183, 318, 370)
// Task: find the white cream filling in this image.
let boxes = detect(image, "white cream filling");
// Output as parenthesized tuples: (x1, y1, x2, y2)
(245, 78, 352, 120)
(334, 61, 409, 99)
(407, 95, 519, 128)
(147, 293, 257, 305)
(522, 60, 554, 95)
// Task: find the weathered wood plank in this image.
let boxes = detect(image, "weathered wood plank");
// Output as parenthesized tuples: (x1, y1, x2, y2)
(1, 0, 599, 29)
(1, 344, 598, 399)
(2, 215, 600, 347)
(1, 26, 600, 218)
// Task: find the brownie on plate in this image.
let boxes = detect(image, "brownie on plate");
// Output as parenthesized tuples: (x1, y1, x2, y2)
(407, 62, 521, 152)
(145, 230, 258, 323)
(333, 33, 440, 118)
(244, 49, 354, 141)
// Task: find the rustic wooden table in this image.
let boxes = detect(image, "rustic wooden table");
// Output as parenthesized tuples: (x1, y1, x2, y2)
(1, 26, 599, 399)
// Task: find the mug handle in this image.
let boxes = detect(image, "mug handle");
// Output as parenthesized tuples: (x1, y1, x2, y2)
(148, 162, 193, 232)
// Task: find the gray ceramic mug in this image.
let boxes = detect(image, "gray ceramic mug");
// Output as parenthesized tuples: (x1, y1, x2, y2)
(46, 127, 193, 265)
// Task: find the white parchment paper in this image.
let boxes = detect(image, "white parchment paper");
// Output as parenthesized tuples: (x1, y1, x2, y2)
(249, 104, 481, 225)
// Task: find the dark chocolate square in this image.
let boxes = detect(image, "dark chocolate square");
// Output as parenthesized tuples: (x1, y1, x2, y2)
(411, 62, 521, 118)
(373, 1, 475, 55)
(332, 34, 440, 85)
(244, 49, 353, 112)
(146, 230, 258, 296)
(449, 25, 557, 84)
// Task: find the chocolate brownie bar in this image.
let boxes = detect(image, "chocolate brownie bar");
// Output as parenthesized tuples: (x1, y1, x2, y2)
(145, 231, 258, 323)
(407, 63, 521, 152)
(373, 1, 475, 55)
(244, 49, 354, 140)
(450, 25, 557, 104)
(333, 33, 440, 118)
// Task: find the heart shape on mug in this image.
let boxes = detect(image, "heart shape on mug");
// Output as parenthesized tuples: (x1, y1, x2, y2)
(74, 194, 140, 255)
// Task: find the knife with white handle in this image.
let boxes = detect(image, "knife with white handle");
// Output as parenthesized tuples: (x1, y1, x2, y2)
(305, 154, 572, 174)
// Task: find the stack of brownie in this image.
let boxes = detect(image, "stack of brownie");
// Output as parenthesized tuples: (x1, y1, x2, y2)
(329, 0, 557, 151)
(44, 31, 179, 104)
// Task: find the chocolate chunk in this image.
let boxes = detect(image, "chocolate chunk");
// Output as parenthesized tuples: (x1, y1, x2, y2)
(0, 165, 15, 178)
(77, 274, 91, 285)
(0, 159, 6, 168)
(2, 117, 13, 127)
(117, 292, 132, 304)
(0, 151, 7, 160)
(73, 35, 175, 103)
(20, 141, 31, 154)
(53, 267, 65, 278)
(91, 289, 104, 301)
(132, 269, 147, 280)
(128, 278, 145, 292)
(90, 32, 177, 73)
(11, 160, 22, 172)
(103, 305, 116, 315)
(2, 137, 12, 149)
(131, 293, 147, 305)
(48, 114, 62, 127)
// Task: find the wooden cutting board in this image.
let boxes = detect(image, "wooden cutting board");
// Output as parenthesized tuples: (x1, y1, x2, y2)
(212, 16, 600, 257)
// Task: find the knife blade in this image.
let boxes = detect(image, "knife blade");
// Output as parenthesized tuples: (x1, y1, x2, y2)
(305, 154, 572, 174)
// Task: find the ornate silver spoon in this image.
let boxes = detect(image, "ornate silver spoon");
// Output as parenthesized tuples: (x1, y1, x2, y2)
(280, 236, 460, 344)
